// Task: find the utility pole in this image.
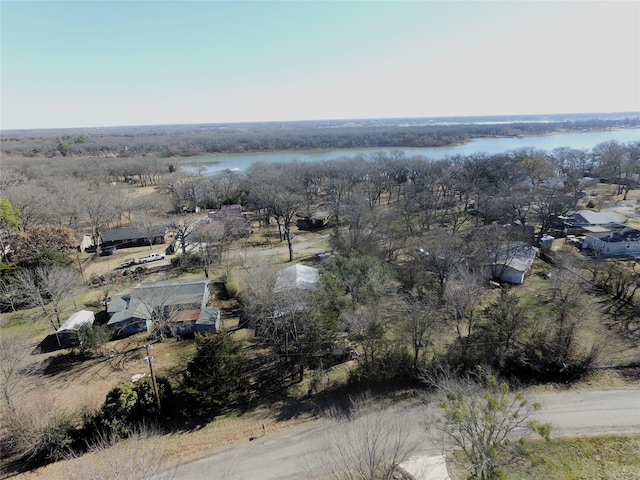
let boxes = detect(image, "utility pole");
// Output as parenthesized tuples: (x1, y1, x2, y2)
(144, 344, 162, 414)
(75, 249, 86, 283)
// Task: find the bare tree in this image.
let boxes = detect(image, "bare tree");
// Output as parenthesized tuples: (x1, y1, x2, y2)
(0, 330, 35, 440)
(400, 291, 442, 374)
(331, 194, 386, 257)
(240, 264, 326, 380)
(168, 216, 199, 258)
(13, 266, 81, 332)
(46, 178, 85, 232)
(311, 395, 420, 480)
(592, 140, 626, 193)
(134, 214, 167, 251)
(246, 162, 306, 262)
(4, 183, 50, 231)
(620, 140, 640, 200)
(324, 156, 363, 227)
(162, 173, 205, 211)
(83, 185, 119, 253)
(0, 334, 75, 464)
(416, 230, 467, 296)
(135, 282, 190, 339)
(68, 425, 173, 480)
(206, 169, 242, 205)
(546, 269, 590, 364)
(444, 265, 487, 362)
(0, 279, 19, 312)
(517, 148, 554, 194)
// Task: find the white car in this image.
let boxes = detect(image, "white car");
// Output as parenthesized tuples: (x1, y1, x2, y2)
(139, 253, 165, 263)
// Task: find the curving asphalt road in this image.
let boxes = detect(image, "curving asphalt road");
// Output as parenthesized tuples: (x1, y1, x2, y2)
(159, 388, 640, 480)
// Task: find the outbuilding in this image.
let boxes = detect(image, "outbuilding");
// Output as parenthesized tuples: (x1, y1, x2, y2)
(56, 310, 95, 348)
(492, 244, 539, 285)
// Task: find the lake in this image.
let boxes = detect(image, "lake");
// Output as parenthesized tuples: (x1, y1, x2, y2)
(181, 127, 640, 175)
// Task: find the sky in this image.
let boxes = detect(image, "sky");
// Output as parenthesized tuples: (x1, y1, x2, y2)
(1, 1, 639, 130)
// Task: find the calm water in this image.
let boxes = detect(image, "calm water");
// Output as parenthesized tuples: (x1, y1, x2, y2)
(182, 127, 640, 175)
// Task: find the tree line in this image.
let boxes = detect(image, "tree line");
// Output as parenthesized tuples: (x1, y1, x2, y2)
(2, 115, 638, 158)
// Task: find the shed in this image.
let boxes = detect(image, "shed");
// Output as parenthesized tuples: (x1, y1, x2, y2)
(56, 310, 95, 348)
(78, 234, 94, 252)
(492, 244, 539, 285)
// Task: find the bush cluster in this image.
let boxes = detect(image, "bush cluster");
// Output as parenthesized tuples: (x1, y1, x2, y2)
(93, 377, 174, 439)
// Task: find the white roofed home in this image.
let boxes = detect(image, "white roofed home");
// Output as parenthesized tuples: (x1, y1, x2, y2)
(272, 263, 320, 319)
(274, 263, 320, 292)
(566, 210, 624, 228)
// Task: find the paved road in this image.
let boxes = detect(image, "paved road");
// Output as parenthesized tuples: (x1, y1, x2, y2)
(161, 388, 639, 480)
(530, 388, 640, 436)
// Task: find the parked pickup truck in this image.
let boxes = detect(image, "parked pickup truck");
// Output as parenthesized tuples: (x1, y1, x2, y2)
(139, 253, 165, 263)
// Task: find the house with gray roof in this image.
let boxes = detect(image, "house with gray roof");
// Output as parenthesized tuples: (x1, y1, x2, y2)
(102, 226, 167, 249)
(107, 278, 218, 337)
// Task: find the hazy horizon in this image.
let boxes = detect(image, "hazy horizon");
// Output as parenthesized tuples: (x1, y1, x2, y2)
(2, 1, 639, 130)
(2, 110, 640, 135)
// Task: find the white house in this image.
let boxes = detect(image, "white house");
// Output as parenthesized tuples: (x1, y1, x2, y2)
(584, 224, 640, 256)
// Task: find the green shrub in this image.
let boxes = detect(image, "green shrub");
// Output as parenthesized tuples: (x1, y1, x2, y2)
(83, 299, 102, 309)
(134, 376, 174, 418)
(76, 323, 111, 358)
(98, 376, 175, 438)
(100, 381, 138, 437)
(35, 413, 76, 463)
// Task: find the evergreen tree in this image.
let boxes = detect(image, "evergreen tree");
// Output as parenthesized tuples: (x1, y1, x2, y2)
(182, 334, 247, 418)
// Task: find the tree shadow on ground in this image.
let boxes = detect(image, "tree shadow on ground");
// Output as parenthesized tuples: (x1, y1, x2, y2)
(34, 352, 87, 376)
(0, 452, 33, 478)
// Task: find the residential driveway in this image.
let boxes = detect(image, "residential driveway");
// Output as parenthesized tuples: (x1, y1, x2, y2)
(160, 388, 640, 480)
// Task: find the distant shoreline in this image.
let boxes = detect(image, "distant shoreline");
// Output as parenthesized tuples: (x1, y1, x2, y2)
(2, 115, 638, 160)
